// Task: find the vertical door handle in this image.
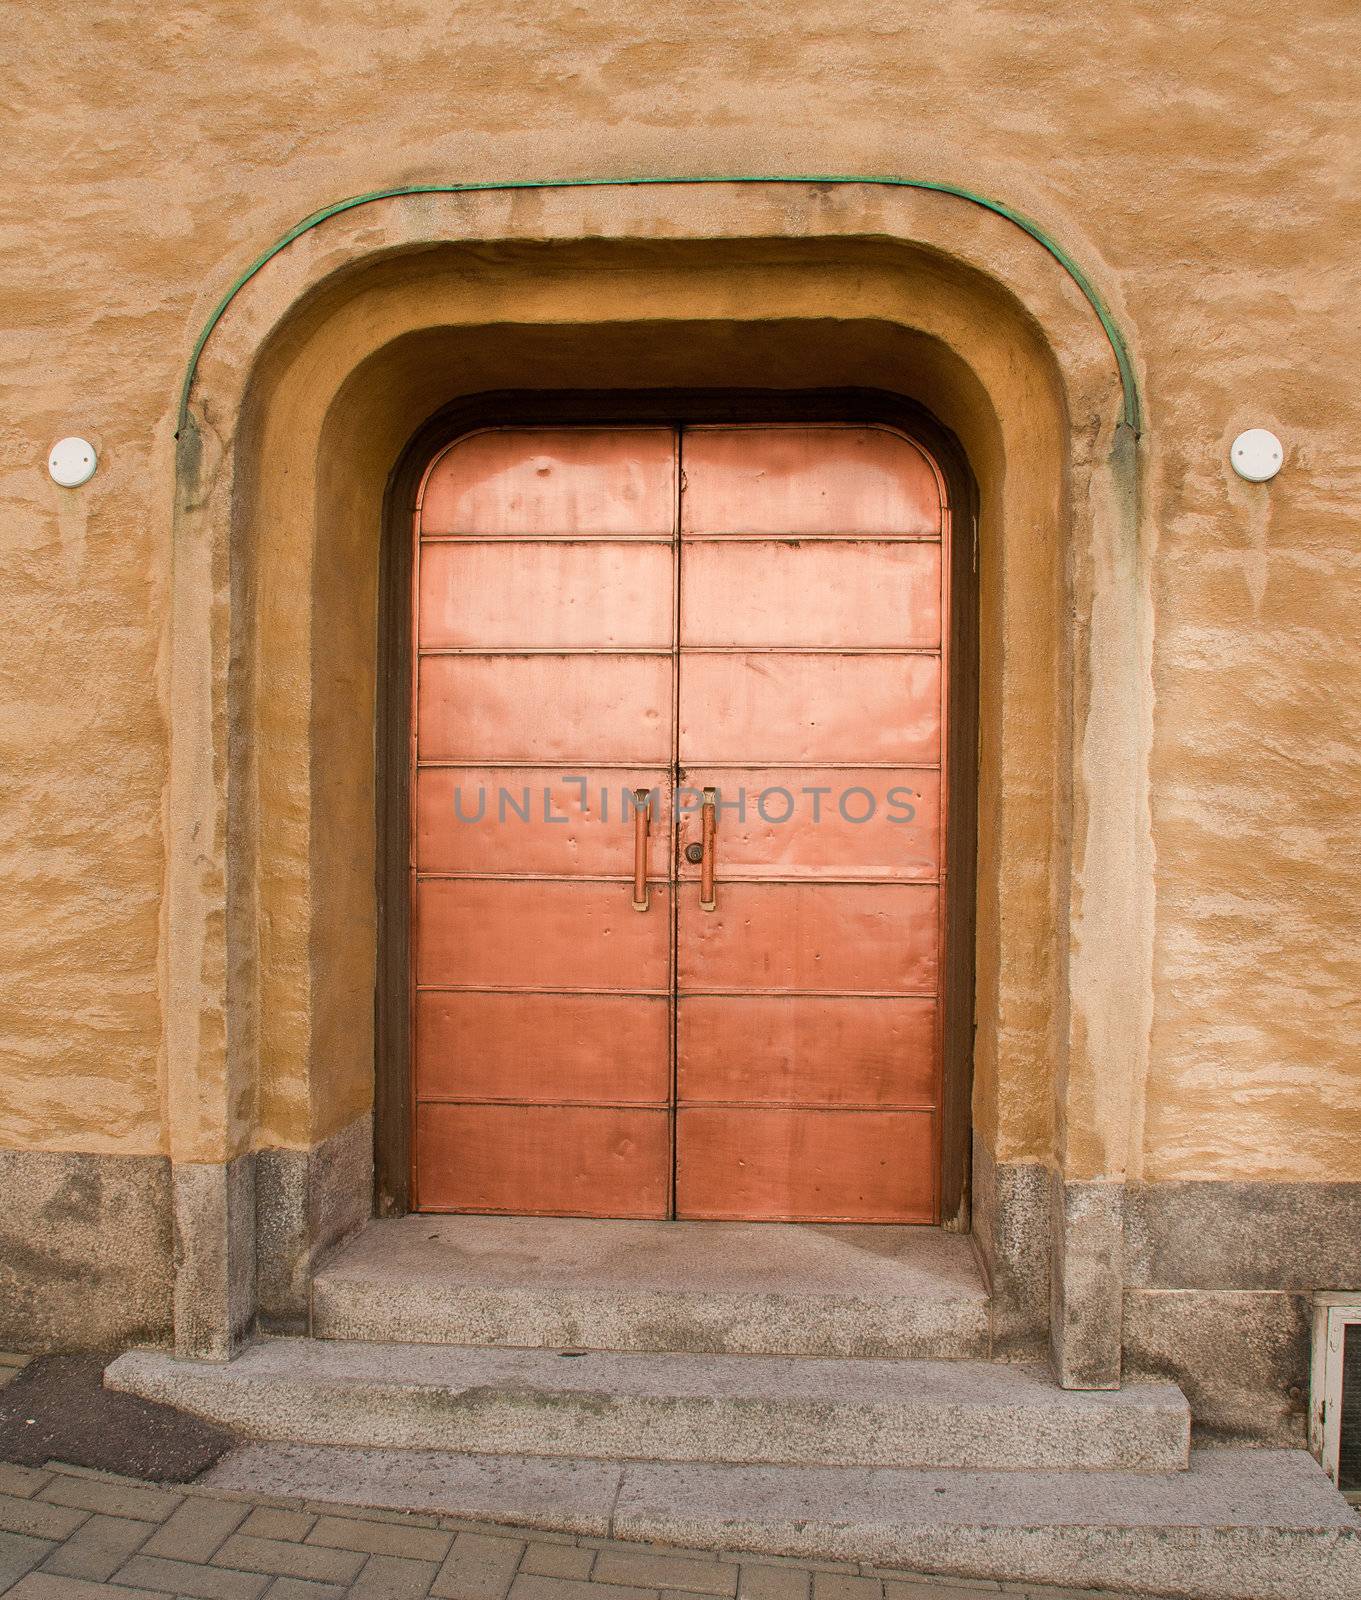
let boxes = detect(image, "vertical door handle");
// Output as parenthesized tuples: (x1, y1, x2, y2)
(631, 788, 651, 912)
(699, 786, 717, 912)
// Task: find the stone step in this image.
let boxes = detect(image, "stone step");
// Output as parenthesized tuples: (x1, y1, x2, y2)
(105, 1337, 1191, 1472)
(310, 1215, 992, 1359)
(198, 1441, 1361, 1600)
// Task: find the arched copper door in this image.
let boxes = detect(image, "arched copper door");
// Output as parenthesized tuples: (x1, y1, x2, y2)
(411, 424, 948, 1222)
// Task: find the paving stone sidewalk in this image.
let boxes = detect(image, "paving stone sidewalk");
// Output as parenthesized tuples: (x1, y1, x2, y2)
(0, 1458, 1163, 1600)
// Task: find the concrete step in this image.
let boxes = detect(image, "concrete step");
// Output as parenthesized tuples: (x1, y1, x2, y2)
(198, 1441, 1361, 1600)
(310, 1215, 992, 1359)
(105, 1337, 1191, 1472)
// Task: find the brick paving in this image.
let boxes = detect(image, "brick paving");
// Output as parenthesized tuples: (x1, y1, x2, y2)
(0, 1460, 1153, 1600)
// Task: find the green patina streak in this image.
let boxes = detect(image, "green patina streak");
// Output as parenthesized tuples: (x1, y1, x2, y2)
(175, 176, 1142, 438)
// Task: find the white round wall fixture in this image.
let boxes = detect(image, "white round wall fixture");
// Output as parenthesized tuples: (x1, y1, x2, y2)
(1230, 428, 1283, 483)
(48, 437, 98, 487)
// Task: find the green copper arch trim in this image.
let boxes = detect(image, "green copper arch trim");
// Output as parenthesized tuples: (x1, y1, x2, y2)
(175, 175, 1142, 438)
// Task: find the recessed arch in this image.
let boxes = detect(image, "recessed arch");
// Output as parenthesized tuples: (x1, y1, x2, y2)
(165, 185, 1149, 1392)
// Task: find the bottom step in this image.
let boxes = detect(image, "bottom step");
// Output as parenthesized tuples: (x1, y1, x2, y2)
(201, 1442, 1361, 1600)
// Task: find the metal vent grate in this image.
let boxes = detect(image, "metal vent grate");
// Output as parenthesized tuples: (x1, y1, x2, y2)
(1341, 1322, 1361, 1492)
(1312, 1295, 1361, 1495)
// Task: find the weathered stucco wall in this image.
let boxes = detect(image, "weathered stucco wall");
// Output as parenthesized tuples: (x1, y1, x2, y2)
(0, 2, 1358, 1195)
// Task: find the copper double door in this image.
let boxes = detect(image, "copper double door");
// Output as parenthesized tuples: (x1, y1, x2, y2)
(411, 423, 950, 1223)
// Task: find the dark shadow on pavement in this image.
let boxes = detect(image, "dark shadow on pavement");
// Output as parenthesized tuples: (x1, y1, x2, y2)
(0, 1353, 236, 1481)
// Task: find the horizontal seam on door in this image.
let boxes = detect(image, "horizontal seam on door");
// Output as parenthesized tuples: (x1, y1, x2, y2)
(417, 646, 943, 655)
(417, 533, 942, 542)
(414, 985, 940, 998)
(414, 873, 942, 883)
(419, 533, 675, 542)
(415, 760, 943, 769)
(415, 984, 673, 996)
(416, 1097, 940, 1111)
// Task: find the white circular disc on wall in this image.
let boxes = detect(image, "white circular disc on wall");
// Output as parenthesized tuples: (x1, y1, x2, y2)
(1230, 428, 1283, 482)
(48, 437, 98, 487)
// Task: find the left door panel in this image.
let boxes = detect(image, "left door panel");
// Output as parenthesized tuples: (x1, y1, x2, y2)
(412, 429, 677, 1216)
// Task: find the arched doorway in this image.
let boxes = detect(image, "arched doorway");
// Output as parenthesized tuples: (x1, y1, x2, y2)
(165, 183, 1142, 1380)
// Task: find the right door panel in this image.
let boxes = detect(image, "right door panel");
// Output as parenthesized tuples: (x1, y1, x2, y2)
(674, 425, 947, 1223)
